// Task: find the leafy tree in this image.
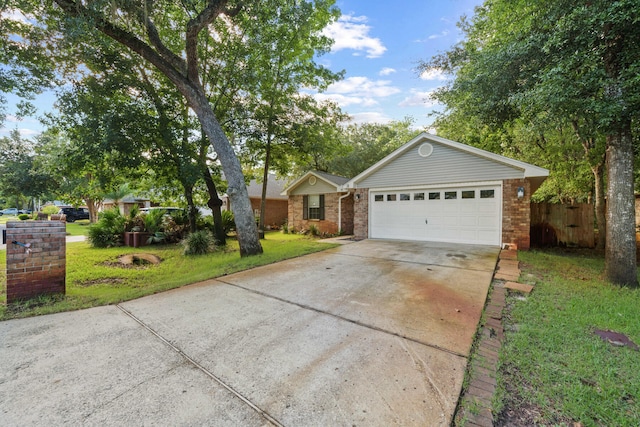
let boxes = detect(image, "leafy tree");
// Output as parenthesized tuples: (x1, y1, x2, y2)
(420, 0, 639, 286)
(0, 130, 53, 209)
(323, 119, 420, 178)
(3, 0, 265, 256)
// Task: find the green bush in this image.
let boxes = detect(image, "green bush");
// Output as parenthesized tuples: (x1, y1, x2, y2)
(88, 208, 125, 248)
(182, 230, 214, 255)
(41, 205, 60, 215)
(17, 214, 29, 221)
(220, 210, 235, 234)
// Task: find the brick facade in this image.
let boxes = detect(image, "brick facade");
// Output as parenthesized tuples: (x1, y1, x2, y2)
(353, 188, 369, 240)
(250, 198, 288, 229)
(501, 179, 532, 250)
(288, 192, 354, 235)
(5, 221, 66, 303)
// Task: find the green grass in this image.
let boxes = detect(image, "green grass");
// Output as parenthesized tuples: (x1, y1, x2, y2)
(0, 232, 337, 320)
(65, 220, 91, 236)
(496, 249, 640, 426)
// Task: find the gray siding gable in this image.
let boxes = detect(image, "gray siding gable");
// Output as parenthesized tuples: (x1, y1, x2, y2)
(290, 178, 338, 195)
(356, 140, 525, 189)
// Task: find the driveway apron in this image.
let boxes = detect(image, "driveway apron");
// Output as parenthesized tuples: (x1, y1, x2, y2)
(0, 239, 498, 426)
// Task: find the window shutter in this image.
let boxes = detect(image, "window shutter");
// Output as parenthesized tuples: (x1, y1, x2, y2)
(319, 194, 325, 220)
(303, 195, 308, 220)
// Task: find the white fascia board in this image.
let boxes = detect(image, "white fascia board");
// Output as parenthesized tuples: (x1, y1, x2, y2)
(281, 171, 340, 195)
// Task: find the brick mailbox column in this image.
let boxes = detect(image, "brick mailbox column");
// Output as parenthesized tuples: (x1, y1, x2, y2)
(5, 221, 66, 304)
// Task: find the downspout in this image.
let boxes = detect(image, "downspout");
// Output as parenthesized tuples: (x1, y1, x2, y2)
(338, 191, 351, 234)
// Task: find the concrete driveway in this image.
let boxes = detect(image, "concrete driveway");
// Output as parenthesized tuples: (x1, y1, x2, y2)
(0, 239, 498, 426)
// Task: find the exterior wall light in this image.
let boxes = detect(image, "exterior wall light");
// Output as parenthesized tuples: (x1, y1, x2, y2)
(517, 187, 525, 199)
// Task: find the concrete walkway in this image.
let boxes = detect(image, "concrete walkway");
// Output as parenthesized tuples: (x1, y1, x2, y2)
(0, 240, 499, 426)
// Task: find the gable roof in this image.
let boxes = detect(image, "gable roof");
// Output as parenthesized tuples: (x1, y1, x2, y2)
(246, 173, 288, 200)
(282, 171, 350, 196)
(344, 132, 549, 191)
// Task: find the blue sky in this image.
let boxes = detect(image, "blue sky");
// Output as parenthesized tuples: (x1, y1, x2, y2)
(0, 0, 482, 138)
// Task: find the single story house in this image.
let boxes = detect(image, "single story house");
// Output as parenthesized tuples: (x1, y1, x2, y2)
(283, 132, 549, 250)
(103, 196, 151, 216)
(222, 173, 289, 229)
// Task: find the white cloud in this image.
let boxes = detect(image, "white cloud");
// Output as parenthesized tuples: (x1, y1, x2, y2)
(419, 68, 447, 81)
(314, 76, 401, 108)
(399, 89, 438, 108)
(323, 14, 386, 58)
(427, 30, 449, 40)
(379, 67, 396, 76)
(349, 111, 393, 125)
(2, 9, 30, 23)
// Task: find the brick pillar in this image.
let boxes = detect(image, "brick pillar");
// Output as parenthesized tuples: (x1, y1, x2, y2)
(501, 179, 532, 250)
(353, 188, 369, 240)
(5, 221, 66, 303)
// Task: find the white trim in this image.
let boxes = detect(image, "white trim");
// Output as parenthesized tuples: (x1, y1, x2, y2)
(282, 171, 341, 195)
(366, 180, 503, 193)
(367, 182, 503, 246)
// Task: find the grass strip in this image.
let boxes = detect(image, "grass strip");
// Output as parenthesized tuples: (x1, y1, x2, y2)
(0, 232, 337, 320)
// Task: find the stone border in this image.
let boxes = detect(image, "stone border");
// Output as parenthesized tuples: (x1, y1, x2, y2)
(455, 248, 534, 426)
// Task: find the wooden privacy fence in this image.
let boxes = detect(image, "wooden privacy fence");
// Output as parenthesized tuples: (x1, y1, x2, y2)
(530, 203, 595, 248)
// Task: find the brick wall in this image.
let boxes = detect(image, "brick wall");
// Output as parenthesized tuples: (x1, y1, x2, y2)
(353, 188, 369, 240)
(5, 221, 66, 303)
(250, 198, 288, 228)
(502, 179, 532, 250)
(288, 192, 354, 235)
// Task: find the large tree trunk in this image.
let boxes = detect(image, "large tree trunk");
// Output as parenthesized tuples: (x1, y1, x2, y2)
(604, 120, 638, 287)
(188, 91, 262, 256)
(184, 184, 197, 233)
(592, 163, 606, 249)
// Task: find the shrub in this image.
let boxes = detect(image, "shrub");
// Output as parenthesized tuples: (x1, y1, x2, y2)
(308, 224, 319, 237)
(18, 214, 29, 221)
(183, 230, 214, 255)
(219, 210, 235, 234)
(41, 205, 60, 215)
(88, 208, 125, 248)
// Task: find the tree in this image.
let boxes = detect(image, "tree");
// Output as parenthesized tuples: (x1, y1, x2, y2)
(0, 130, 53, 208)
(4, 0, 264, 256)
(420, 0, 639, 286)
(323, 119, 420, 178)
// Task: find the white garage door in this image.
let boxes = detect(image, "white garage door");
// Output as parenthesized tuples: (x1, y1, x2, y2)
(369, 185, 501, 245)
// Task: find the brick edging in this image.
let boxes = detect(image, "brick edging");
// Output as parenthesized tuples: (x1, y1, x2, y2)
(455, 249, 525, 427)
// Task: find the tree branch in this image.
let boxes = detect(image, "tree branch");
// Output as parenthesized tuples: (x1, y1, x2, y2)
(186, 0, 229, 83)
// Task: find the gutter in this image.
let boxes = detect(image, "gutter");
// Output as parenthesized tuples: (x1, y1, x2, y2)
(338, 191, 351, 234)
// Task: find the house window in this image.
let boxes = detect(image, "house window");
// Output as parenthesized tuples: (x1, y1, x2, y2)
(445, 191, 457, 199)
(429, 192, 440, 200)
(462, 190, 475, 199)
(374, 194, 384, 202)
(414, 193, 425, 200)
(400, 193, 410, 201)
(480, 189, 495, 199)
(303, 194, 325, 220)
(387, 194, 397, 201)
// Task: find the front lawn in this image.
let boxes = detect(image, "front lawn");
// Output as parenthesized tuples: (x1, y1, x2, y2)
(496, 249, 640, 426)
(0, 232, 337, 320)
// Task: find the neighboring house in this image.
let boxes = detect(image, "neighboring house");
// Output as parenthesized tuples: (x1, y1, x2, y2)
(284, 132, 549, 249)
(222, 174, 289, 229)
(282, 171, 353, 235)
(103, 196, 151, 216)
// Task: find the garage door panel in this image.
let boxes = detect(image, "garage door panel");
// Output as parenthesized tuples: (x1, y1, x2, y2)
(370, 185, 501, 245)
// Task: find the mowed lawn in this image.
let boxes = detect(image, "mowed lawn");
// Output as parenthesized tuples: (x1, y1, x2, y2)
(495, 249, 640, 427)
(0, 231, 337, 320)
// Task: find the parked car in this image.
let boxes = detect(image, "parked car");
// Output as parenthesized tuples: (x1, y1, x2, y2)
(58, 207, 90, 222)
(0, 208, 19, 216)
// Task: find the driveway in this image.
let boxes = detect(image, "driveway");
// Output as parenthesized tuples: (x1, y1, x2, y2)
(0, 239, 498, 426)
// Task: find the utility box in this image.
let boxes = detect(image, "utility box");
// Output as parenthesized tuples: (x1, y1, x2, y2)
(5, 221, 66, 304)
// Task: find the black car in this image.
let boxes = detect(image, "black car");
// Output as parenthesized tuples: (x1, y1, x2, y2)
(59, 207, 90, 222)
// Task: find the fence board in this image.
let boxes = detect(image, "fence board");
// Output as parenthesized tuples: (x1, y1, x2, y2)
(531, 203, 595, 248)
